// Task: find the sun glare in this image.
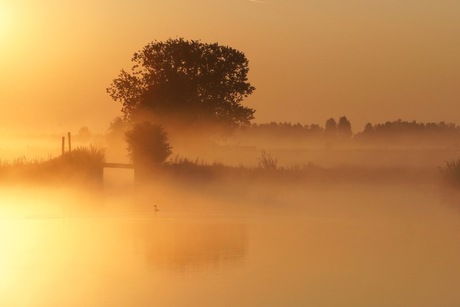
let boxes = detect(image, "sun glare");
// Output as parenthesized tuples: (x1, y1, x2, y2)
(0, 5, 11, 42)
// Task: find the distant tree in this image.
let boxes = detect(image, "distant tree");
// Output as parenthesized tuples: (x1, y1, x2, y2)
(106, 116, 129, 141)
(108, 117, 127, 134)
(363, 122, 374, 134)
(308, 124, 323, 134)
(105, 117, 131, 160)
(337, 116, 352, 139)
(125, 122, 172, 171)
(107, 38, 256, 133)
(325, 118, 337, 138)
(242, 122, 324, 143)
(77, 126, 92, 142)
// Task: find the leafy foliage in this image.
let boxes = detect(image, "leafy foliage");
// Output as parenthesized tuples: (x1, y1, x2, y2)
(325, 118, 337, 138)
(107, 38, 255, 131)
(337, 116, 352, 139)
(125, 122, 172, 167)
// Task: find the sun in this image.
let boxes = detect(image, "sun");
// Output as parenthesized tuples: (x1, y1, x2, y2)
(0, 5, 11, 41)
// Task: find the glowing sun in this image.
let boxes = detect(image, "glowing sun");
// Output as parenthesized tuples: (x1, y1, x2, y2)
(0, 5, 11, 41)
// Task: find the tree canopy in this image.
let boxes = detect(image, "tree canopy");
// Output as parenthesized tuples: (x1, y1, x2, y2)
(107, 38, 256, 132)
(325, 118, 337, 137)
(337, 116, 352, 139)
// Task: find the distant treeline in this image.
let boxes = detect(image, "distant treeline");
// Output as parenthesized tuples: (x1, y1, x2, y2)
(355, 120, 460, 143)
(235, 118, 460, 147)
(238, 116, 351, 138)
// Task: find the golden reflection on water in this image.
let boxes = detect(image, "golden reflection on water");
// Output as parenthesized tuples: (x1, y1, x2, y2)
(140, 220, 247, 272)
(0, 186, 460, 306)
(0, 193, 248, 307)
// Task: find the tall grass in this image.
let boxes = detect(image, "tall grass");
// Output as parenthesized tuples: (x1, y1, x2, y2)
(257, 150, 278, 170)
(57, 145, 105, 168)
(439, 159, 460, 187)
(0, 145, 105, 187)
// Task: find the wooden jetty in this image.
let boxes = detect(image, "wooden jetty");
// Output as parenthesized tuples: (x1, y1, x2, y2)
(103, 162, 134, 169)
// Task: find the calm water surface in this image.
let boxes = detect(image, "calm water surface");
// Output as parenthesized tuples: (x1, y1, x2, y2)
(1, 186, 460, 306)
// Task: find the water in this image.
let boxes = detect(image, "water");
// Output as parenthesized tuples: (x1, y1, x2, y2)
(0, 185, 460, 306)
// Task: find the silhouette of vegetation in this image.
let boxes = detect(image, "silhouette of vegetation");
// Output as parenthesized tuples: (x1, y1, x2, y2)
(439, 159, 460, 187)
(257, 150, 278, 170)
(38, 145, 105, 186)
(337, 116, 352, 139)
(232, 118, 355, 148)
(354, 119, 460, 145)
(107, 116, 129, 138)
(76, 126, 92, 142)
(325, 118, 337, 138)
(125, 122, 172, 170)
(3, 115, 458, 192)
(243, 122, 323, 137)
(105, 116, 131, 159)
(56, 145, 105, 169)
(153, 154, 434, 199)
(107, 38, 255, 133)
(231, 118, 460, 148)
(0, 145, 105, 187)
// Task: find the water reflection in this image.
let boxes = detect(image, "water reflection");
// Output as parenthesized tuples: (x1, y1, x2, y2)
(0, 209, 248, 306)
(1, 185, 460, 306)
(137, 219, 247, 272)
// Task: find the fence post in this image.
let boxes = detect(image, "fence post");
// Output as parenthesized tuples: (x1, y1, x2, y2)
(61, 136, 65, 156)
(68, 132, 71, 152)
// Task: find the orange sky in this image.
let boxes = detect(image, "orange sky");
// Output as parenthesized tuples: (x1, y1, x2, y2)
(1, 0, 459, 134)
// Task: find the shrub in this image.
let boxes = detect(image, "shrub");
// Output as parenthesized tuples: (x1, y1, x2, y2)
(439, 159, 460, 187)
(60, 145, 105, 167)
(0, 145, 105, 186)
(257, 150, 278, 170)
(125, 122, 172, 168)
(43, 145, 106, 185)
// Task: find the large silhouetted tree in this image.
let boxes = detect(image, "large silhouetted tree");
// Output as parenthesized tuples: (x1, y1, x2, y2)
(107, 38, 256, 132)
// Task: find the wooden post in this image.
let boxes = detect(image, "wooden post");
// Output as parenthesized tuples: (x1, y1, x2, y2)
(61, 136, 65, 155)
(68, 132, 71, 152)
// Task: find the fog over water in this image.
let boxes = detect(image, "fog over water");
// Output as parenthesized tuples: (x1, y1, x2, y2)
(0, 159, 459, 306)
(0, 125, 459, 306)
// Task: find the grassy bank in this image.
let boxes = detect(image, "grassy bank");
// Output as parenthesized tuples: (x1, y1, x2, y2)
(154, 156, 438, 186)
(0, 146, 105, 188)
(0, 147, 453, 192)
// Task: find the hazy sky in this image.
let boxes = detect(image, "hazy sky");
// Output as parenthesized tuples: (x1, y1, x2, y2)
(1, 0, 459, 134)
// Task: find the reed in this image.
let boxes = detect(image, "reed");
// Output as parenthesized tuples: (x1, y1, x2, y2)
(439, 159, 460, 187)
(257, 150, 278, 170)
(0, 145, 105, 186)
